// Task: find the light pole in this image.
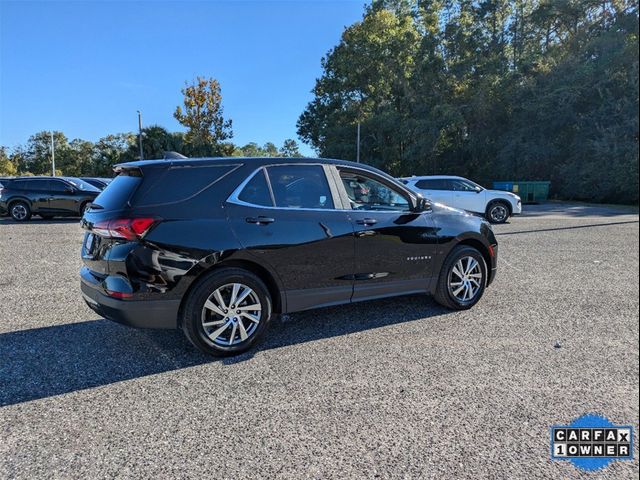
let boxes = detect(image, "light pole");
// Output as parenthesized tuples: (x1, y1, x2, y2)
(356, 121, 361, 163)
(50, 131, 56, 176)
(137, 110, 144, 160)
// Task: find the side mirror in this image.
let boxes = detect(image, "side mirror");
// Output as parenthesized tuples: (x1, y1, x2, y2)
(475, 186, 483, 193)
(413, 196, 430, 212)
(65, 187, 75, 193)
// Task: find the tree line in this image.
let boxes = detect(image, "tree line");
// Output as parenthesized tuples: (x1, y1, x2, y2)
(297, 0, 639, 204)
(2, 1, 638, 204)
(0, 77, 301, 178)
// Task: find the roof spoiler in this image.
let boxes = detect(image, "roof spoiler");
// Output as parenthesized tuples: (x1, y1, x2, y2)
(163, 151, 188, 159)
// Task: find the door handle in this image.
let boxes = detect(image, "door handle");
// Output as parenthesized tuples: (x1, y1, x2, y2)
(246, 216, 275, 225)
(356, 218, 377, 226)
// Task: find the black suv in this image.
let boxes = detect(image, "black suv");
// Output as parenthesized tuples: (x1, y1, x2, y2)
(80, 157, 498, 356)
(0, 176, 101, 221)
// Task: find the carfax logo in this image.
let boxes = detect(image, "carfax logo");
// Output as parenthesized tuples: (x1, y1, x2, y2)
(551, 414, 634, 471)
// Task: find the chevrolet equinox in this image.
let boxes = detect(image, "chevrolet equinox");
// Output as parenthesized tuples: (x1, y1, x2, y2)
(80, 157, 498, 356)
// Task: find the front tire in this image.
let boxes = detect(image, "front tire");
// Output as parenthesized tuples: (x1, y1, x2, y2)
(9, 201, 31, 221)
(181, 268, 273, 356)
(434, 246, 487, 310)
(486, 201, 510, 224)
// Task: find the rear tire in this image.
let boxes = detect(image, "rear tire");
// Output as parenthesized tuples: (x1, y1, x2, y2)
(9, 201, 31, 221)
(181, 268, 273, 356)
(433, 246, 487, 310)
(486, 201, 510, 224)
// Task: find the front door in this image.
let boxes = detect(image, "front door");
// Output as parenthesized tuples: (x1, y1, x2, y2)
(47, 179, 79, 213)
(449, 178, 483, 213)
(336, 168, 439, 301)
(225, 164, 355, 312)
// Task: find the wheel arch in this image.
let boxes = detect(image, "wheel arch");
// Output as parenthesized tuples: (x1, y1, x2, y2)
(177, 258, 285, 328)
(486, 198, 512, 215)
(7, 196, 33, 210)
(454, 237, 493, 277)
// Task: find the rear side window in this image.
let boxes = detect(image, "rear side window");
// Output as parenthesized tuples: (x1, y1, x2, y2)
(266, 165, 334, 209)
(92, 174, 142, 211)
(238, 170, 273, 207)
(133, 164, 237, 207)
(24, 179, 50, 191)
(415, 179, 450, 190)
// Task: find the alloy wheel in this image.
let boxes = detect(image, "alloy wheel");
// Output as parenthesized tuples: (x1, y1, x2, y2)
(200, 283, 262, 346)
(449, 256, 483, 302)
(490, 204, 508, 223)
(11, 204, 27, 220)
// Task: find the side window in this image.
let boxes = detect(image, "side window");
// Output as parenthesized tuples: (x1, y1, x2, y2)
(415, 179, 449, 190)
(340, 171, 410, 211)
(27, 179, 50, 192)
(450, 179, 477, 192)
(48, 180, 69, 192)
(265, 165, 334, 209)
(238, 169, 273, 207)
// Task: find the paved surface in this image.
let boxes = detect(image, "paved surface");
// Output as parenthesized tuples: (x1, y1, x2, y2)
(0, 204, 638, 479)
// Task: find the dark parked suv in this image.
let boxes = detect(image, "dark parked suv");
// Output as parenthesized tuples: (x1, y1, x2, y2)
(0, 176, 101, 221)
(80, 157, 498, 356)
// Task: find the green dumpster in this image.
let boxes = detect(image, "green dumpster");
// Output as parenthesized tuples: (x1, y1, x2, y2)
(492, 181, 550, 204)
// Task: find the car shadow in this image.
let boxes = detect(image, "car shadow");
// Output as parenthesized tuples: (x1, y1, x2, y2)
(521, 203, 638, 217)
(0, 217, 80, 225)
(496, 220, 639, 236)
(0, 295, 449, 407)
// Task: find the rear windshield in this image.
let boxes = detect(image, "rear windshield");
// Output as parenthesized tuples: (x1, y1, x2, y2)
(63, 177, 101, 192)
(91, 174, 142, 211)
(131, 164, 237, 207)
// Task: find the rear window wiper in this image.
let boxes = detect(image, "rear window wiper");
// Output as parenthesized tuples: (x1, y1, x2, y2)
(86, 202, 104, 210)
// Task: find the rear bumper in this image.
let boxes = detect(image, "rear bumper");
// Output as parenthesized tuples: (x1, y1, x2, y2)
(81, 271, 179, 329)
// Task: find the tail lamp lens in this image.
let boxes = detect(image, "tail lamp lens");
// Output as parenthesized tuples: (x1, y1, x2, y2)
(92, 217, 157, 240)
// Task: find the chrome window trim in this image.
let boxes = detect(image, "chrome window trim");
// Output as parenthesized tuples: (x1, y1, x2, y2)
(227, 162, 425, 214)
(227, 164, 343, 212)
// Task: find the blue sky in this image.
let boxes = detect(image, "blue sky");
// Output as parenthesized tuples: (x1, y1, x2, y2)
(0, 0, 366, 155)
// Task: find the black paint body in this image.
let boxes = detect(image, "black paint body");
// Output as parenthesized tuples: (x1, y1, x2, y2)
(79, 158, 498, 329)
(0, 177, 100, 217)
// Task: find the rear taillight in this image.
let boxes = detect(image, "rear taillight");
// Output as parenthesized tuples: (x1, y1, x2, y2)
(92, 217, 158, 240)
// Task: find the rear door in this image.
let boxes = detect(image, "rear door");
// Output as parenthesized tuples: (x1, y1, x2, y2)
(336, 167, 439, 301)
(225, 163, 355, 312)
(414, 178, 453, 206)
(23, 179, 51, 212)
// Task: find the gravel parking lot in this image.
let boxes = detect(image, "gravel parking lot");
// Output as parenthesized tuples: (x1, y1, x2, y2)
(1, 204, 638, 479)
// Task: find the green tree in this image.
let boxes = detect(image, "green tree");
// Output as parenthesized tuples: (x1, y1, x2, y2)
(298, 0, 639, 203)
(22, 131, 69, 175)
(174, 77, 233, 156)
(0, 147, 18, 175)
(279, 139, 302, 157)
(93, 133, 135, 176)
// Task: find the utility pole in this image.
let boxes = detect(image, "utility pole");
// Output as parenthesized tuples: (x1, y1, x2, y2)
(137, 110, 144, 160)
(50, 131, 56, 176)
(356, 121, 361, 163)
